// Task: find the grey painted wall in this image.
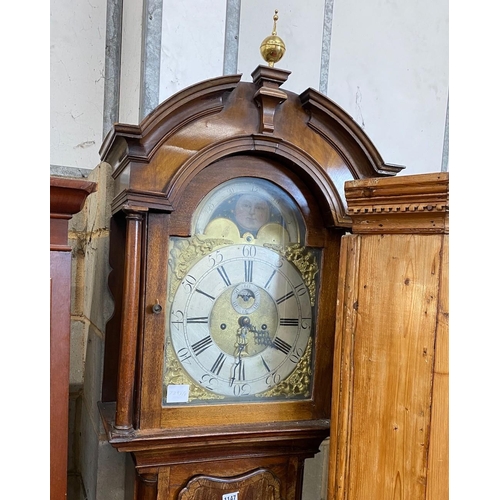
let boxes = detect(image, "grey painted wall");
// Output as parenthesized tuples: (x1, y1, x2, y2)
(51, 0, 449, 175)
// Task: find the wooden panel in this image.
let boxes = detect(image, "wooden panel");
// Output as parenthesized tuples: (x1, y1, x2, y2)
(50, 251, 72, 500)
(155, 456, 296, 500)
(328, 235, 361, 500)
(426, 236, 449, 499)
(178, 468, 281, 500)
(330, 233, 445, 499)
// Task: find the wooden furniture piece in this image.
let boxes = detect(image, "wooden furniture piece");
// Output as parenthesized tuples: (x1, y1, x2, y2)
(328, 172, 449, 499)
(98, 65, 404, 499)
(50, 176, 96, 500)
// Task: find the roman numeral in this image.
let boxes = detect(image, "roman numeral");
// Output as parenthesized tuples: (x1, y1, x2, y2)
(264, 270, 277, 289)
(237, 360, 245, 381)
(244, 260, 253, 282)
(280, 318, 299, 326)
(273, 337, 292, 355)
(217, 266, 231, 286)
(261, 356, 271, 372)
(210, 353, 226, 375)
(191, 336, 213, 356)
(186, 317, 209, 323)
(195, 289, 215, 300)
(276, 290, 294, 304)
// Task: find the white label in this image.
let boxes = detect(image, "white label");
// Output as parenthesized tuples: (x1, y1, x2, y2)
(222, 493, 238, 500)
(166, 384, 190, 403)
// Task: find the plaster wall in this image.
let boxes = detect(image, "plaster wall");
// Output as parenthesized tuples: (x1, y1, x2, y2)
(50, 0, 107, 169)
(50, 0, 449, 175)
(159, 0, 227, 101)
(238, 1, 324, 96)
(328, 0, 449, 174)
(119, 0, 144, 124)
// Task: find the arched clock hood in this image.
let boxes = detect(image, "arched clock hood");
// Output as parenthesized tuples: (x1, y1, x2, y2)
(100, 66, 404, 228)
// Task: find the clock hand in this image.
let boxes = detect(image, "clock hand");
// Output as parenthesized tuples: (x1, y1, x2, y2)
(234, 316, 250, 356)
(230, 317, 250, 386)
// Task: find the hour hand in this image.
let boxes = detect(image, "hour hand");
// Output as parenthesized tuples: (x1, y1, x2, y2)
(233, 316, 251, 357)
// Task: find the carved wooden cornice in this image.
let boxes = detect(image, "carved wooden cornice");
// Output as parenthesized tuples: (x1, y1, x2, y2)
(99, 74, 242, 174)
(50, 176, 97, 250)
(344, 172, 449, 234)
(252, 65, 290, 135)
(100, 65, 407, 224)
(299, 88, 405, 177)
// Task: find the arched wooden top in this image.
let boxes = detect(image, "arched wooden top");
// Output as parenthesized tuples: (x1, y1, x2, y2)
(100, 67, 404, 228)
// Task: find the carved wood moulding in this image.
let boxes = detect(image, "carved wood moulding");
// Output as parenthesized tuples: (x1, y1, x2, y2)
(178, 469, 281, 500)
(344, 172, 449, 234)
(251, 65, 290, 135)
(100, 68, 405, 228)
(50, 176, 97, 250)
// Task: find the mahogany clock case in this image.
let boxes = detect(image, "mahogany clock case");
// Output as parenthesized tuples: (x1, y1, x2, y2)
(102, 154, 343, 432)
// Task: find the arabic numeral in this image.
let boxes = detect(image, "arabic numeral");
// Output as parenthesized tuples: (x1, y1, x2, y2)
(266, 372, 281, 387)
(289, 347, 304, 364)
(232, 383, 251, 397)
(242, 245, 256, 258)
(171, 310, 184, 329)
(200, 373, 217, 391)
(208, 250, 223, 267)
(182, 274, 197, 293)
(176, 347, 192, 364)
(301, 318, 312, 329)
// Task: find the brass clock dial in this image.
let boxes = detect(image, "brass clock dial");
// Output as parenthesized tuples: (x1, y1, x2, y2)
(169, 244, 312, 398)
(163, 178, 319, 405)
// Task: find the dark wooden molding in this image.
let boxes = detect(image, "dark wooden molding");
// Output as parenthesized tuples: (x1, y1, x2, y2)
(99, 74, 243, 176)
(50, 177, 97, 250)
(252, 65, 290, 135)
(100, 68, 402, 222)
(50, 176, 97, 217)
(99, 401, 329, 462)
(299, 88, 405, 178)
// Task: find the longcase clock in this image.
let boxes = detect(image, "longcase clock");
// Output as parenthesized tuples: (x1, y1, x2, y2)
(98, 64, 403, 499)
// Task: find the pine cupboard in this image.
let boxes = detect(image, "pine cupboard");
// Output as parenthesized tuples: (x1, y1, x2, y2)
(328, 172, 449, 500)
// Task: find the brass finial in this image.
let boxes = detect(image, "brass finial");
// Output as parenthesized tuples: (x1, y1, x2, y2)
(260, 10, 286, 68)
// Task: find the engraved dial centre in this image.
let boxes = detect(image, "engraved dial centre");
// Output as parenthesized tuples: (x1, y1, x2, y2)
(210, 284, 278, 357)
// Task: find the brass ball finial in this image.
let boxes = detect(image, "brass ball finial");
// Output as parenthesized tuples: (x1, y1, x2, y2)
(260, 10, 286, 68)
